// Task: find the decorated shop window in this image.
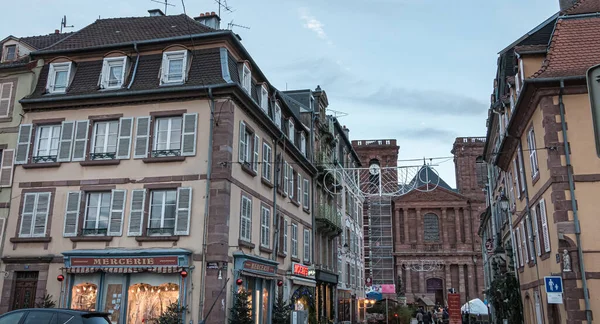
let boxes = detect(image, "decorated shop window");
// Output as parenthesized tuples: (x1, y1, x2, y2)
(126, 282, 179, 324)
(71, 282, 98, 311)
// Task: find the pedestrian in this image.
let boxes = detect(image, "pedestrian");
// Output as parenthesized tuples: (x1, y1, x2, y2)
(423, 311, 432, 324)
(416, 311, 423, 324)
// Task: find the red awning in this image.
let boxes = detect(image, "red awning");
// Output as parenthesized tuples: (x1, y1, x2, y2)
(64, 266, 183, 274)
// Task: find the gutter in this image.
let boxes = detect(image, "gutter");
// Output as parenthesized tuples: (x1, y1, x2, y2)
(558, 80, 592, 323)
(126, 42, 140, 89)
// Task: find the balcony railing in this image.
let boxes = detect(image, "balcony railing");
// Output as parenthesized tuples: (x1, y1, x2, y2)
(317, 151, 333, 168)
(82, 228, 108, 236)
(315, 205, 342, 237)
(151, 149, 181, 158)
(32, 155, 57, 163)
(90, 152, 116, 160)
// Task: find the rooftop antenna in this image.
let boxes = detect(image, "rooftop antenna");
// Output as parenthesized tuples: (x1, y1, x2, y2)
(60, 15, 74, 33)
(326, 108, 349, 118)
(150, 0, 175, 14)
(215, 0, 234, 16)
(227, 20, 250, 31)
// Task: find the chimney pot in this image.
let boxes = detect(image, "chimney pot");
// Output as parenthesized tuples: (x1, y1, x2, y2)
(559, 0, 578, 11)
(211, 11, 216, 15)
(54, 29, 60, 34)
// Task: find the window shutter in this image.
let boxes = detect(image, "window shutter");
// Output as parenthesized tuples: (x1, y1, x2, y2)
(33, 192, 50, 237)
(0, 149, 14, 187)
(63, 191, 81, 237)
(521, 223, 528, 262)
(253, 134, 259, 172)
(531, 208, 541, 256)
(238, 121, 246, 163)
(160, 53, 169, 84)
(175, 187, 192, 235)
(19, 193, 36, 237)
(526, 215, 534, 261)
(116, 117, 133, 159)
(0, 82, 13, 117)
(127, 189, 146, 236)
(15, 124, 32, 165)
(134, 116, 151, 159)
(71, 120, 90, 161)
(0, 218, 4, 252)
(108, 189, 126, 236)
(540, 199, 551, 253)
(57, 121, 75, 162)
(181, 113, 198, 156)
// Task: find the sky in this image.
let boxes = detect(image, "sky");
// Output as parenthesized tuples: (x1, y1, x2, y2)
(0, 0, 559, 187)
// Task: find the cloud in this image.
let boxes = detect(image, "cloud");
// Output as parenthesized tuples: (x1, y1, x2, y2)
(298, 8, 329, 41)
(394, 127, 458, 142)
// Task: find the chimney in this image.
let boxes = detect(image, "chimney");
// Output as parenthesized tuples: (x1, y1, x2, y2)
(559, 0, 578, 11)
(54, 29, 60, 34)
(342, 125, 350, 139)
(194, 11, 221, 29)
(148, 9, 165, 17)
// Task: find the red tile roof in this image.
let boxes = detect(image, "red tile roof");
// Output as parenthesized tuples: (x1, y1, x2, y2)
(532, 16, 600, 78)
(562, 0, 600, 15)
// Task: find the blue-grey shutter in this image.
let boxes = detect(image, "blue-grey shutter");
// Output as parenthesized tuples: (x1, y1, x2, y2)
(63, 191, 81, 237)
(127, 189, 146, 236)
(181, 113, 198, 156)
(71, 120, 90, 161)
(134, 117, 151, 159)
(108, 189, 126, 236)
(15, 124, 32, 165)
(57, 121, 75, 162)
(116, 117, 133, 159)
(174, 187, 192, 235)
(238, 121, 246, 163)
(19, 193, 36, 237)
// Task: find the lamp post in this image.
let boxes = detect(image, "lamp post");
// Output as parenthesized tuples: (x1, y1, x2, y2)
(495, 193, 509, 254)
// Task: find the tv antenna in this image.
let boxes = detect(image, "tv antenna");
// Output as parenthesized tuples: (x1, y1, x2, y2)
(327, 108, 349, 118)
(151, 0, 175, 14)
(215, 0, 234, 16)
(60, 15, 74, 33)
(227, 20, 250, 31)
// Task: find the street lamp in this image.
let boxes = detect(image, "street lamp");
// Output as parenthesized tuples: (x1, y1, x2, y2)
(498, 193, 509, 212)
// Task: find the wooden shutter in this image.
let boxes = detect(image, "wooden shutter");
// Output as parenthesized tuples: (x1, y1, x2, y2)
(238, 121, 246, 163)
(253, 134, 259, 172)
(521, 223, 528, 262)
(181, 113, 198, 156)
(0, 82, 13, 117)
(33, 192, 50, 237)
(116, 117, 133, 159)
(71, 120, 90, 161)
(0, 149, 14, 187)
(540, 199, 551, 253)
(15, 124, 32, 165)
(19, 193, 36, 237)
(531, 207, 541, 256)
(127, 189, 146, 236)
(175, 187, 192, 235)
(63, 191, 81, 237)
(57, 121, 75, 162)
(134, 117, 151, 159)
(108, 189, 126, 236)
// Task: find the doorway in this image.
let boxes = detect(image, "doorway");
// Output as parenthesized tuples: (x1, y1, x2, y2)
(11, 271, 39, 310)
(426, 278, 444, 306)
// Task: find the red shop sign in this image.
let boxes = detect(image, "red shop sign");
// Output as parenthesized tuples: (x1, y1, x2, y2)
(447, 293, 461, 324)
(70, 256, 178, 267)
(293, 263, 309, 277)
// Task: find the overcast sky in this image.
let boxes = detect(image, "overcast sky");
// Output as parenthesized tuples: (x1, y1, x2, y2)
(1, 0, 558, 187)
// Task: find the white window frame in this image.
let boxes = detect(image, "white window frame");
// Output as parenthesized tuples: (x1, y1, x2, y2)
(240, 196, 252, 242)
(288, 165, 294, 199)
(4, 45, 16, 61)
(242, 64, 252, 94)
(83, 192, 112, 235)
(283, 218, 288, 254)
(161, 50, 188, 84)
(532, 206, 541, 257)
(47, 62, 72, 94)
(303, 178, 310, 209)
(101, 56, 127, 89)
(262, 142, 272, 181)
(303, 228, 310, 262)
(283, 161, 289, 195)
(291, 223, 298, 257)
(288, 120, 295, 143)
(153, 116, 183, 152)
(297, 174, 302, 204)
(91, 120, 119, 156)
(260, 84, 269, 112)
(274, 103, 282, 129)
(19, 192, 51, 238)
(517, 146, 526, 194)
(300, 132, 306, 156)
(148, 189, 177, 236)
(33, 124, 61, 160)
(527, 128, 539, 178)
(260, 206, 270, 248)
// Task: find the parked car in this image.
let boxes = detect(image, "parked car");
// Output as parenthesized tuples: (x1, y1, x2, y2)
(0, 309, 111, 324)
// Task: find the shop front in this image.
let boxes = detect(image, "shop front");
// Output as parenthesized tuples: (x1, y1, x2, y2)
(233, 252, 278, 324)
(61, 249, 191, 324)
(315, 269, 337, 323)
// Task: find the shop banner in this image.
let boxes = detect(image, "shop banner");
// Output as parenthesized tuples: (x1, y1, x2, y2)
(448, 293, 461, 324)
(70, 256, 178, 267)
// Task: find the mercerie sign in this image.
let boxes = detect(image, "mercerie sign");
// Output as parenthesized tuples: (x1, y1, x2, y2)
(70, 256, 178, 267)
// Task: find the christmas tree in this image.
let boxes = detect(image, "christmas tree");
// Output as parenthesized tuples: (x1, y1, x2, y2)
(229, 289, 253, 324)
(272, 293, 290, 324)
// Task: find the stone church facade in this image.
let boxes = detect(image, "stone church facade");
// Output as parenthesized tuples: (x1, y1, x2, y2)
(353, 137, 486, 306)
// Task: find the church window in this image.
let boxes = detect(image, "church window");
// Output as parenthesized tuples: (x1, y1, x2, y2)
(423, 213, 440, 242)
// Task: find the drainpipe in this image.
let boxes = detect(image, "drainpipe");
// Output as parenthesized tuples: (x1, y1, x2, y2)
(127, 42, 140, 89)
(558, 80, 592, 323)
(199, 87, 216, 322)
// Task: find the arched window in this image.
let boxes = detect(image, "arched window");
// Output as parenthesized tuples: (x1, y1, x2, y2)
(424, 213, 440, 242)
(476, 156, 488, 188)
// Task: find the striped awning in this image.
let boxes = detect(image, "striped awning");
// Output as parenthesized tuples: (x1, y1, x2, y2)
(64, 266, 183, 274)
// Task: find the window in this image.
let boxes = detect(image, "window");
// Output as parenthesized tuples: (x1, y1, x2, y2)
(101, 57, 127, 89)
(134, 114, 197, 159)
(242, 64, 252, 93)
(240, 196, 252, 241)
(0, 311, 25, 324)
(303, 178, 310, 209)
(92, 120, 119, 159)
(291, 223, 298, 257)
(539, 199, 550, 253)
(83, 192, 111, 235)
(515, 228, 523, 267)
(274, 103, 282, 129)
(423, 213, 440, 242)
(19, 192, 51, 237)
(283, 161, 289, 195)
(303, 228, 310, 261)
(300, 132, 306, 156)
(531, 207, 541, 257)
(47, 62, 72, 93)
(161, 50, 187, 84)
(148, 190, 177, 236)
(260, 85, 269, 113)
(253, 134, 259, 173)
(288, 120, 295, 143)
(283, 218, 288, 254)
(154, 116, 182, 155)
(288, 165, 294, 199)
(238, 121, 259, 171)
(260, 206, 270, 248)
(527, 128, 539, 178)
(3, 45, 16, 61)
(262, 143, 272, 181)
(33, 124, 61, 162)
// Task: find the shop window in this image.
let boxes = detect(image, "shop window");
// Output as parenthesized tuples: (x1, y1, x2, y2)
(71, 282, 98, 311)
(148, 190, 177, 236)
(127, 282, 179, 323)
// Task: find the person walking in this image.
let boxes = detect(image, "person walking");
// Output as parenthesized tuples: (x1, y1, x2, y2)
(416, 311, 423, 324)
(423, 311, 432, 324)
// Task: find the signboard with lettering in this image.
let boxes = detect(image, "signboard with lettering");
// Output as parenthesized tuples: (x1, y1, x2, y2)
(292, 262, 315, 279)
(243, 261, 276, 274)
(70, 256, 178, 267)
(448, 293, 461, 324)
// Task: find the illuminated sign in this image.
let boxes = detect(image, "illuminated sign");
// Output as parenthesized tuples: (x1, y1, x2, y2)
(292, 262, 315, 279)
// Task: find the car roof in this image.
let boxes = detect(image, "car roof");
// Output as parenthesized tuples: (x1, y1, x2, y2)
(5, 308, 109, 316)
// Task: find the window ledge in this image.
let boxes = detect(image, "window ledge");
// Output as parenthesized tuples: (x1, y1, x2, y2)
(80, 159, 121, 166)
(532, 172, 540, 186)
(239, 239, 255, 249)
(70, 236, 113, 242)
(259, 246, 273, 253)
(22, 162, 61, 169)
(540, 252, 551, 261)
(261, 178, 274, 188)
(135, 236, 180, 242)
(0, 117, 12, 123)
(278, 252, 287, 258)
(303, 260, 311, 266)
(290, 199, 300, 207)
(303, 207, 310, 215)
(241, 163, 257, 177)
(291, 257, 300, 263)
(142, 156, 186, 163)
(10, 237, 52, 243)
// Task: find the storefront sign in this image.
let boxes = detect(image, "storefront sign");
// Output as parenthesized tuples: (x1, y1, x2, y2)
(315, 270, 338, 284)
(448, 293, 461, 324)
(70, 256, 178, 267)
(207, 262, 219, 269)
(243, 261, 276, 274)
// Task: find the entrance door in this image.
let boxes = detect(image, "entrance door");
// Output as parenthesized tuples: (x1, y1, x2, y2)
(11, 271, 39, 310)
(426, 278, 444, 306)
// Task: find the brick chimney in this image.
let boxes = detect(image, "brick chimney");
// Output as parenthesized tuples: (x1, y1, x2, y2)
(194, 11, 220, 29)
(559, 0, 578, 11)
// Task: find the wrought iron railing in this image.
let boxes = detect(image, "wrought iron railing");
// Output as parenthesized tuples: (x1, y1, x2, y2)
(32, 155, 57, 163)
(82, 228, 108, 236)
(151, 149, 181, 158)
(147, 227, 174, 236)
(90, 152, 116, 160)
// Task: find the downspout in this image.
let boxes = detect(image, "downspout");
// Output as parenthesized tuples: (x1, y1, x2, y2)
(271, 133, 284, 261)
(199, 87, 215, 322)
(558, 80, 592, 323)
(127, 42, 140, 89)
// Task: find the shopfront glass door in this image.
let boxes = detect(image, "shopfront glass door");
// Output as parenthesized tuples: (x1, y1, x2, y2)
(102, 274, 125, 324)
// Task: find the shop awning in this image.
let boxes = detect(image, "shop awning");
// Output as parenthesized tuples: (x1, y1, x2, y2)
(240, 270, 277, 280)
(64, 266, 184, 274)
(291, 276, 316, 287)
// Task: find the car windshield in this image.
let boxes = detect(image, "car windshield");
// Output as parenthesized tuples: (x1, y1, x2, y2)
(82, 315, 111, 324)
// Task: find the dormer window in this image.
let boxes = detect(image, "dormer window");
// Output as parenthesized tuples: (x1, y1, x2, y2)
(47, 62, 73, 94)
(3, 45, 16, 61)
(288, 120, 295, 143)
(242, 64, 251, 94)
(161, 50, 187, 84)
(101, 56, 127, 89)
(274, 103, 282, 129)
(260, 84, 269, 113)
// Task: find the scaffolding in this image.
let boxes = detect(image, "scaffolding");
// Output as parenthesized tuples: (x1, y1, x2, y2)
(364, 197, 394, 285)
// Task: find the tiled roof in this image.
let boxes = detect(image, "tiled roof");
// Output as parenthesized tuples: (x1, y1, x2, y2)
(533, 16, 600, 78)
(562, 0, 600, 15)
(19, 32, 73, 50)
(42, 14, 213, 51)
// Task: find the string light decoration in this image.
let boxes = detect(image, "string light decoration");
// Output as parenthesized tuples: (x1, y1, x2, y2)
(401, 260, 444, 272)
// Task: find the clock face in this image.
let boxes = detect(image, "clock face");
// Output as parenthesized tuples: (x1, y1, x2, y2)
(369, 164, 380, 175)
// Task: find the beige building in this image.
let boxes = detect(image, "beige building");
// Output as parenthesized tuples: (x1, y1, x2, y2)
(0, 11, 315, 324)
